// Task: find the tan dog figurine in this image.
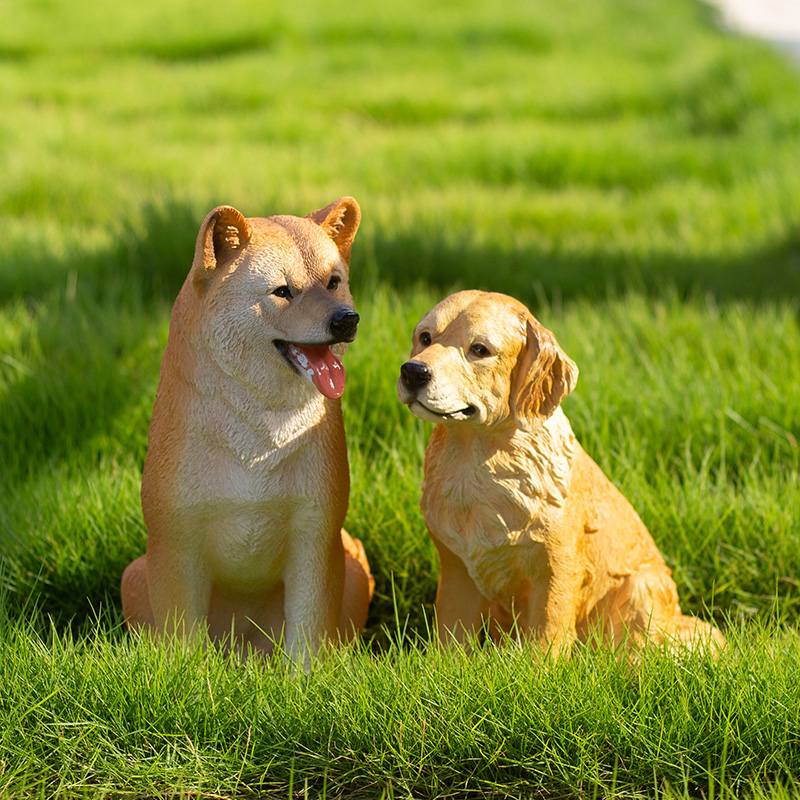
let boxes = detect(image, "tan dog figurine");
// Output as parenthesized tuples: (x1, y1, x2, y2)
(122, 197, 373, 656)
(398, 290, 723, 655)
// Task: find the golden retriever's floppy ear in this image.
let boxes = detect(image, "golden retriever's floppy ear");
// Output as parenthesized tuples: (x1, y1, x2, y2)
(192, 205, 251, 295)
(306, 196, 361, 265)
(511, 317, 579, 431)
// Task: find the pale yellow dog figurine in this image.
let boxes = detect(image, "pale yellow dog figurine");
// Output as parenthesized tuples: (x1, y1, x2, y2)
(398, 290, 723, 656)
(122, 197, 373, 656)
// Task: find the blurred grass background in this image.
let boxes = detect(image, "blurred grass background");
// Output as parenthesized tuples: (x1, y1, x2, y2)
(1, 0, 800, 795)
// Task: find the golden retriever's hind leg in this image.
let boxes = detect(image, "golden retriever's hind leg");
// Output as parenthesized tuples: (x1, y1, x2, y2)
(121, 554, 155, 631)
(338, 530, 374, 640)
(599, 564, 681, 649)
(609, 565, 724, 652)
(487, 601, 514, 643)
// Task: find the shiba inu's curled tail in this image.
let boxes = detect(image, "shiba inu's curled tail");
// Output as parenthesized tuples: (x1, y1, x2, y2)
(340, 529, 374, 638)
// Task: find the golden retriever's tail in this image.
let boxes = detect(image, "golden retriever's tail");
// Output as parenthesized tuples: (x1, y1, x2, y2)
(672, 613, 726, 652)
(339, 529, 374, 638)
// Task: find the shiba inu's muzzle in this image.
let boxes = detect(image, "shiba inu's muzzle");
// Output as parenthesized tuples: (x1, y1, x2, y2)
(276, 305, 360, 400)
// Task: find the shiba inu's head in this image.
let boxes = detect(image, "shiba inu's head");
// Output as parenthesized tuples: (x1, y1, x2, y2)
(185, 197, 361, 401)
(398, 290, 578, 431)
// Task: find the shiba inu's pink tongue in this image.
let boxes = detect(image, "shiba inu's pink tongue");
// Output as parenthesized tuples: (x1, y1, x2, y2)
(286, 344, 346, 399)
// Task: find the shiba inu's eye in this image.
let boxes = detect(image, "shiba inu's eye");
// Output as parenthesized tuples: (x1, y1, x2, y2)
(272, 286, 293, 299)
(327, 276, 340, 291)
(470, 343, 491, 357)
(419, 332, 431, 346)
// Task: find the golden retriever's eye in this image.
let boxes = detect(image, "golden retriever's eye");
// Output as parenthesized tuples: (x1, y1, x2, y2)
(327, 276, 340, 291)
(470, 343, 491, 357)
(419, 332, 432, 347)
(272, 286, 293, 299)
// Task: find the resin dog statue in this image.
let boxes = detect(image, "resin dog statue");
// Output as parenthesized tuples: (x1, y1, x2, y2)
(122, 197, 373, 656)
(398, 290, 723, 656)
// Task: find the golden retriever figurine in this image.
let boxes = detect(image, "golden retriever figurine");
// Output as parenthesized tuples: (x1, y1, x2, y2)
(398, 290, 723, 656)
(121, 197, 373, 656)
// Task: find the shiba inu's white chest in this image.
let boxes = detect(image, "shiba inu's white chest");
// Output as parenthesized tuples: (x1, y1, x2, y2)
(171, 393, 333, 592)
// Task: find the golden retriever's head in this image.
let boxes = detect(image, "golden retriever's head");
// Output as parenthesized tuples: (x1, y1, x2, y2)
(186, 197, 361, 400)
(397, 291, 578, 431)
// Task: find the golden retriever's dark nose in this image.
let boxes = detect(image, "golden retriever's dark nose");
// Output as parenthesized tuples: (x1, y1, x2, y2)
(329, 308, 360, 342)
(400, 360, 431, 389)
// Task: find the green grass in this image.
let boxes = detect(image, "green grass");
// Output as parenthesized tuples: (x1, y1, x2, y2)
(2, 615, 800, 799)
(1, 0, 800, 795)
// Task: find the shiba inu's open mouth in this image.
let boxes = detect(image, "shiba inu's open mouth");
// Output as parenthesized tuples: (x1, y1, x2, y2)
(275, 340, 346, 399)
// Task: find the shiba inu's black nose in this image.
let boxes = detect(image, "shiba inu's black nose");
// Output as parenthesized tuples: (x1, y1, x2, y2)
(329, 309, 360, 342)
(400, 360, 431, 389)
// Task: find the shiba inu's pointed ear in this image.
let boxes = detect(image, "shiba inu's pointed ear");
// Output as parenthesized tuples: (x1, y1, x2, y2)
(306, 197, 361, 264)
(193, 205, 251, 294)
(511, 317, 578, 431)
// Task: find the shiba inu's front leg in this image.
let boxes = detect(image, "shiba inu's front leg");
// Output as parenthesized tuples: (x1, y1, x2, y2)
(282, 531, 346, 659)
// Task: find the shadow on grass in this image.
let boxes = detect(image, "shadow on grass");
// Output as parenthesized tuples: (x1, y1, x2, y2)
(366, 226, 800, 307)
(3, 198, 800, 310)
(0, 201, 202, 307)
(5, 196, 797, 487)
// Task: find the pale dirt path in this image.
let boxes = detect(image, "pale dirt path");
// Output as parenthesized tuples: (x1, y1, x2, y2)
(708, 0, 800, 63)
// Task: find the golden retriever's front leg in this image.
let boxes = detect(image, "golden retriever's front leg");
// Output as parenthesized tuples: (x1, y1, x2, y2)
(520, 552, 583, 659)
(433, 538, 489, 648)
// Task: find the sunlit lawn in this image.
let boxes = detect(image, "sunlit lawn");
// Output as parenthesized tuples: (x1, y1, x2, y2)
(1, 0, 800, 796)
